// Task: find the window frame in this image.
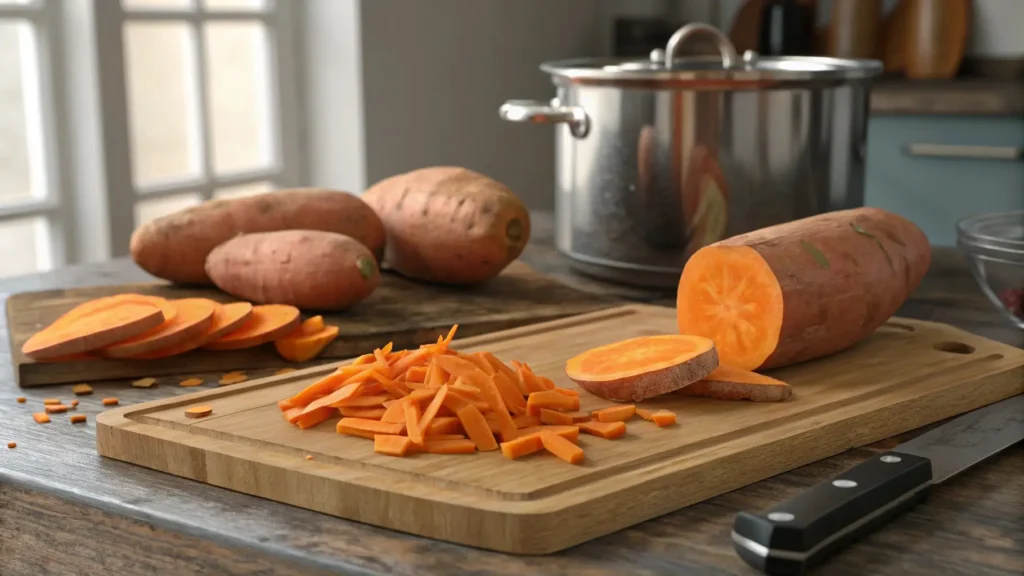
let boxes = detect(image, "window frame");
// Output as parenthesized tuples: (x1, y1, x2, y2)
(93, 0, 305, 258)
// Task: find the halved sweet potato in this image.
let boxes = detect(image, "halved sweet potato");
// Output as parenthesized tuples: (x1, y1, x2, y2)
(677, 207, 931, 370)
(564, 335, 718, 402)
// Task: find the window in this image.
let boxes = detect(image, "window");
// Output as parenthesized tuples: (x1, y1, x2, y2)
(0, 0, 66, 277)
(0, 0, 302, 278)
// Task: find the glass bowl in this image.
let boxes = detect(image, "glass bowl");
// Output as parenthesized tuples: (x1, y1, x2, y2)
(957, 210, 1024, 330)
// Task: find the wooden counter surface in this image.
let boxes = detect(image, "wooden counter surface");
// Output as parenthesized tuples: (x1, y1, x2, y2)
(1, 212, 1021, 575)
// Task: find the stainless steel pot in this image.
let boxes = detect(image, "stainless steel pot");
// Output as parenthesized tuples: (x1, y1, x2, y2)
(500, 23, 883, 288)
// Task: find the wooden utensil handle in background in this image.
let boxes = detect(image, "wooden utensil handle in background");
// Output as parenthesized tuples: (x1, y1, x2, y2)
(905, 0, 971, 79)
(828, 0, 882, 59)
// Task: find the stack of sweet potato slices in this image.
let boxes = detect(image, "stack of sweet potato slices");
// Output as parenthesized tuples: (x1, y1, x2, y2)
(278, 326, 677, 465)
(22, 293, 339, 363)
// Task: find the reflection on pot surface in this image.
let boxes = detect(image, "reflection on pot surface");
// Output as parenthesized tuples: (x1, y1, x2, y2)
(502, 24, 881, 288)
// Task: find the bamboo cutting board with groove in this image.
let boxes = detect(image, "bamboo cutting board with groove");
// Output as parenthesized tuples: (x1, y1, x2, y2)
(95, 305, 1024, 554)
(6, 260, 616, 387)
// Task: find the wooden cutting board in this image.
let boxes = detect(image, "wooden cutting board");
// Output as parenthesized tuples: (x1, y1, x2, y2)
(6, 260, 617, 387)
(96, 304, 1024, 555)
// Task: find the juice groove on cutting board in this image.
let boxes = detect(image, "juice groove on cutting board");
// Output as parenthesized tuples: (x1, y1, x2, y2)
(96, 305, 1024, 554)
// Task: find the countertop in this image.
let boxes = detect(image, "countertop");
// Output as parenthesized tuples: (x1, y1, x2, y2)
(870, 77, 1024, 117)
(1, 212, 1022, 575)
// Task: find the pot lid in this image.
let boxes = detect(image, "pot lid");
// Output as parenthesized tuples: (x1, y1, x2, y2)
(540, 23, 882, 84)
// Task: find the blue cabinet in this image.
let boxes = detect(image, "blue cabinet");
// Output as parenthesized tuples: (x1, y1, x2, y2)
(864, 115, 1024, 246)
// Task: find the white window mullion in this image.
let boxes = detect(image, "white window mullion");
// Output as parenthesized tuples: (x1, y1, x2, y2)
(269, 0, 303, 188)
(92, 0, 136, 258)
(34, 0, 73, 267)
(0, 203, 55, 221)
(189, 6, 215, 202)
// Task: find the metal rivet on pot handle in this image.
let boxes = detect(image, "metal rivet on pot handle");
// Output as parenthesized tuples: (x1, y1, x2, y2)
(661, 23, 741, 70)
(498, 99, 590, 139)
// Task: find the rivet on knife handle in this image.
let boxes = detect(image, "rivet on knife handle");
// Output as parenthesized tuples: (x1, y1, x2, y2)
(732, 452, 933, 576)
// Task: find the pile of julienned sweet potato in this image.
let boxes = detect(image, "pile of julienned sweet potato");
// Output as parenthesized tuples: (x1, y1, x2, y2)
(21, 294, 338, 363)
(278, 325, 677, 464)
(564, 207, 934, 404)
(128, 167, 532, 311)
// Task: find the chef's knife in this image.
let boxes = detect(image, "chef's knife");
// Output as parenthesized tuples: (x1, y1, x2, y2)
(732, 393, 1024, 576)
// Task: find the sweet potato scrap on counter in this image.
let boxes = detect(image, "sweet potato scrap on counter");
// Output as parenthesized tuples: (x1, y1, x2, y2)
(72, 383, 93, 395)
(7, 442, 16, 449)
(277, 324, 654, 465)
(304, 454, 314, 461)
(102, 398, 120, 406)
(16, 397, 26, 404)
(32, 413, 50, 424)
(70, 414, 87, 424)
(219, 372, 248, 386)
(45, 404, 68, 414)
(185, 405, 213, 418)
(43, 398, 60, 405)
(179, 378, 204, 387)
(132, 377, 157, 388)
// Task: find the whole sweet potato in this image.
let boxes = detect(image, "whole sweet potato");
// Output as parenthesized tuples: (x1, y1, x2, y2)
(205, 230, 380, 310)
(361, 166, 531, 284)
(130, 188, 386, 284)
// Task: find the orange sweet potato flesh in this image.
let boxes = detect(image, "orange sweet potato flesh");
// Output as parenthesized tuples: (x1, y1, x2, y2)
(677, 207, 931, 370)
(206, 230, 380, 310)
(564, 335, 719, 402)
(680, 364, 793, 402)
(129, 301, 255, 359)
(204, 304, 301, 350)
(361, 166, 531, 284)
(130, 188, 386, 284)
(274, 325, 340, 362)
(22, 303, 166, 360)
(100, 298, 218, 358)
(46, 294, 177, 333)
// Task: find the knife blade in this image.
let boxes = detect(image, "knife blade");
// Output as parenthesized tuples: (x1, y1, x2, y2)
(731, 393, 1024, 576)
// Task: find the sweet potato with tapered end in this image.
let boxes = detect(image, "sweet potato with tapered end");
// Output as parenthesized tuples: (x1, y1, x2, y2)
(677, 207, 931, 371)
(361, 166, 531, 284)
(564, 335, 719, 402)
(130, 188, 386, 284)
(679, 365, 793, 402)
(205, 230, 380, 310)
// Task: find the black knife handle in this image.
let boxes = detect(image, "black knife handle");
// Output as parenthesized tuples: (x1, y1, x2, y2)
(732, 451, 933, 576)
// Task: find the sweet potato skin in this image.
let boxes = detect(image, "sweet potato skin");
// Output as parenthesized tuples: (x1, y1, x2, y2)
(361, 167, 531, 284)
(716, 206, 931, 369)
(130, 188, 386, 284)
(205, 230, 380, 310)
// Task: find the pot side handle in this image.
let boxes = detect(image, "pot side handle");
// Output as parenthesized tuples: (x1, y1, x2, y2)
(499, 99, 590, 139)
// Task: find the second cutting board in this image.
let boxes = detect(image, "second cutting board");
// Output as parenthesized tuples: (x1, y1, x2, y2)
(6, 260, 616, 387)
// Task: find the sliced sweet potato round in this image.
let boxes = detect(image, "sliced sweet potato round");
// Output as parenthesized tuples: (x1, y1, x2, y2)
(22, 303, 165, 360)
(679, 364, 793, 402)
(564, 335, 718, 402)
(203, 304, 300, 350)
(47, 294, 177, 332)
(100, 298, 218, 358)
(127, 301, 255, 359)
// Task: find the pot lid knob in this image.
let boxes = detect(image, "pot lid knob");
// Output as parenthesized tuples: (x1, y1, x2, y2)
(660, 23, 741, 70)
